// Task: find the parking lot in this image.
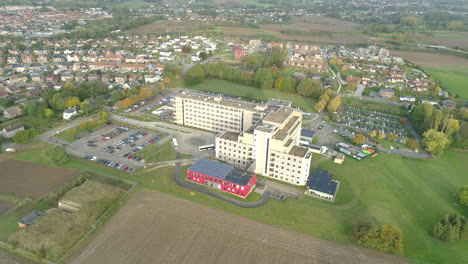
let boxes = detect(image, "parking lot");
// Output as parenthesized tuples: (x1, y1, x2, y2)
(337, 106, 409, 140)
(68, 124, 166, 171)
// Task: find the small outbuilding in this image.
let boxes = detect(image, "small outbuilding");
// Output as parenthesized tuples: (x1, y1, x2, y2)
(334, 153, 345, 164)
(2, 123, 25, 138)
(18, 210, 47, 228)
(306, 169, 339, 201)
(300, 129, 316, 143)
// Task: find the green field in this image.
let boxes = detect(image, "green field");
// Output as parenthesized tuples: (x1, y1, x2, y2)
(188, 79, 317, 112)
(133, 141, 191, 163)
(112, 1, 151, 9)
(56, 123, 105, 142)
(422, 66, 468, 99)
(10, 142, 468, 263)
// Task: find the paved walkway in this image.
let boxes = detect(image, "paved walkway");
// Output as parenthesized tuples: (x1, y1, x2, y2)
(173, 152, 270, 208)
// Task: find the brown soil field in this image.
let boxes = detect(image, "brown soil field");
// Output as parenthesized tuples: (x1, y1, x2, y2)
(0, 200, 14, 216)
(126, 20, 213, 34)
(391, 51, 468, 68)
(264, 16, 361, 33)
(71, 191, 408, 264)
(0, 159, 79, 200)
(423, 32, 468, 50)
(0, 248, 35, 264)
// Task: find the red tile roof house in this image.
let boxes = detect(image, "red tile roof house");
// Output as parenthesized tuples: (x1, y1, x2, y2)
(346, 75, 361, 83)
(186, 158, 257, 198)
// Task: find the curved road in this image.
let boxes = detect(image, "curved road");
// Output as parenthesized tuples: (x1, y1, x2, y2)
(173, 152, 270, 208)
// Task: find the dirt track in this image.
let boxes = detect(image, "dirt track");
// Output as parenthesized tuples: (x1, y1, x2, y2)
(71, 191, 408, 264)
(0, 159, 79, 200)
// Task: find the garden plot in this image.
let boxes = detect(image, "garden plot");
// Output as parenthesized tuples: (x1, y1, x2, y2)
(337, 106, 409, 141)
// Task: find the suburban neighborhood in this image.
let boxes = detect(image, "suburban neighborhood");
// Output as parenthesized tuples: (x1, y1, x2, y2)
(0, 1, 467, 264)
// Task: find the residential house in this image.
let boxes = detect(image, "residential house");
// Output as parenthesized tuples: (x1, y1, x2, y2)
(114, 74, 127, 83)
(379, 88, 395, 98)
(2, 123, 25, 138)
(346, 75, 361, 83)
(3, 106, 22, 119)
(144, 74, 161, 84)
(63, 107, 79, 120)
(441, 100, 456, 109)
(61, 72, 74, 82)
(9, 74, 27, 84)
(399, 95, 416, 102)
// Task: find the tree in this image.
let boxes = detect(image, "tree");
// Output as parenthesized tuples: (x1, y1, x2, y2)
(319, 93, 330, 103)
(459, 186, 468, 207)
(253, 68, 275, 89)
(422, 129, 450, 156)
(388, 134, 398, 141)
(327, 95, 341, 113)
(67, 97, 81, 108)
(185, 65, 206, 85)
(353, 133, 366, 145)
(447, 21, 464, 30)
(350, 222, 404, 254)
(432, 213, 467, 242)
(111, 91, 124, 102)
(94, 95, 106, 107)
(369, 130, 377, 138)
(80, 101, 92, 114)
(406, 138, 419, 150)
(62, 81, 76, 91)
(346, 82, 358, 91)
(12, 128, 39, 144)
(24, 103, 39, 117)
(44, 108, 54, 118)
(297, 78, 322, 97)
(378, 133, 386, 139)
(274, 77, 285, 91)
(48, 146, 70, 165)
(313, 100, 327, 112)
(282, 77, 297, 92)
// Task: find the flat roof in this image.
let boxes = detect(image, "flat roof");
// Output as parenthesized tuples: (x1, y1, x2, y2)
(177, 92, 266, 112)
(263, 107, 293, 124)
(274, 116, 299, 140)
(219, 131, 240, 141)
(306, 169, 338, 195)
(301, 129, 316, 139)
(289, 145, 309, 158)
(188, 158, 254, 186)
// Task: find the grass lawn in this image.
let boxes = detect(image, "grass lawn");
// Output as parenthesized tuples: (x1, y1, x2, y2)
(12, 142, 468, 263)
(112, 1, 151, 8)
(133, 141, 191, 163)
(56, 123, 105, 142)
(421, 66, 468, 99)
(0, 200, 36, 241)
(187, 79, 317, 112)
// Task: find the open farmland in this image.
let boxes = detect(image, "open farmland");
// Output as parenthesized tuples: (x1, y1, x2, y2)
(391, 51, 468, 68)
(70, 190, 408, 264)
(0, 159, 79, 200)
(263, 16, 361, 33)
(0, 248, 35, 264)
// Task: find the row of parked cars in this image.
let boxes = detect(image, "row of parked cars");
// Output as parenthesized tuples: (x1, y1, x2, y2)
(101, 126, 129, 141)
(82, 155, 134, 172)
(102, 130, 149, 153)
(139, 97, 171, 113)
(123, 135, 163, 160)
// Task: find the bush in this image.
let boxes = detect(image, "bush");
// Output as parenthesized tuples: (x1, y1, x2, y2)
(459, 186, 468, 207)
(432, 213, 468, 242)
(12, 128, 39, 144)
(48, 146, 70, 165)
(350, 222, 404, 254)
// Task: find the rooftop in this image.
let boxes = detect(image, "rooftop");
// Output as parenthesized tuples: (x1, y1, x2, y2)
(18, 210, 47, 226)
(301, 129, 316, 139)
(289, 145, 309, 158)
(188, 158, 254, 186)
(3, 123, 24, 132)
(263, 107, 293, 124)
(273, 115, 299, 140)
(177, 92, 266, 112)
(219, 131, 240, 141)
(306, 169, 338, 196)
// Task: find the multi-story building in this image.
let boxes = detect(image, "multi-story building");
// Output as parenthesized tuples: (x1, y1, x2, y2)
(216, 106, 311, 186)
(175, 92, 269, 133)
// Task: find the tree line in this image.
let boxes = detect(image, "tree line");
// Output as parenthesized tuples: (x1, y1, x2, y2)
(411, 103, 465, 155)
